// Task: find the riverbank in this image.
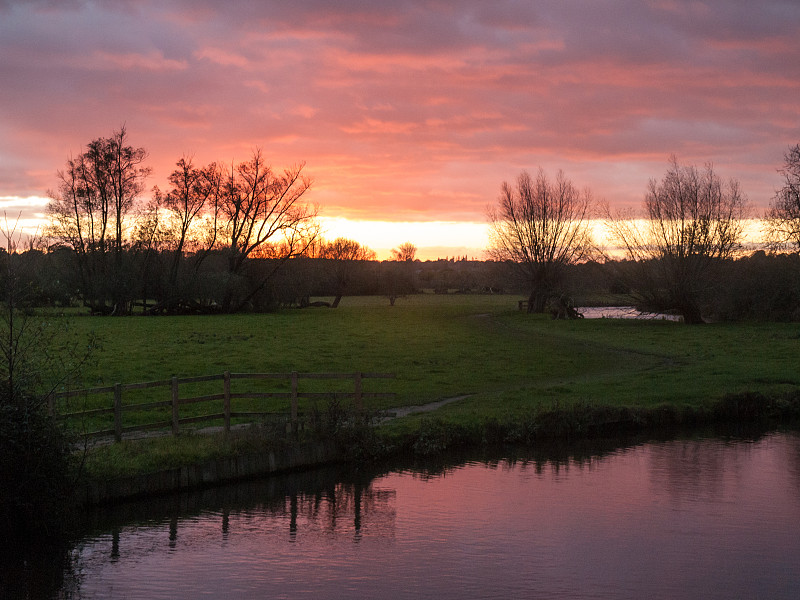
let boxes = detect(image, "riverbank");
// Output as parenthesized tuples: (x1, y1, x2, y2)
(74, 441, 343, 505)
(73, 388, 800, 506)
(72, 396, 469, 505)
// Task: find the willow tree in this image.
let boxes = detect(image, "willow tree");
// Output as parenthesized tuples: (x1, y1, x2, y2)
(488, 169, 593, 313)
(606, 157, 747, 324)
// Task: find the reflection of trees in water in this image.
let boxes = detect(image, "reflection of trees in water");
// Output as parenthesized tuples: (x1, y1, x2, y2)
(645, 433, 800, 506)
(50, 433, 800, 597)
(647, 439, 732, 505)
(70, 465, 396, 578)
(285, 482, 396, 541)
(405, 432, 800, 499)
(68, 438, 639, 585)
(401, 437, 643, 480)
(783, 432, 800, 496)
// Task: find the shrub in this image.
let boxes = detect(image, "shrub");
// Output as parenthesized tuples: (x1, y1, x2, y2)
(0, 397, 76, 539)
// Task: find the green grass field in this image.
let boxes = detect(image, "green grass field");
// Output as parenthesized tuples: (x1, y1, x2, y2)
(58, 293, 800, 478)
(57, 294, 800, 431)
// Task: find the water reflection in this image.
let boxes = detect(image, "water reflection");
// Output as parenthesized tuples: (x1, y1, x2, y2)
(4, 432, 800, 599)
(579, 306, 682, 320)
(76, 467, 396, 561)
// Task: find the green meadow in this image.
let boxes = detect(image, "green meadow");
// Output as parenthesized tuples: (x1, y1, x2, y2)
(63, 294, 799, 417)
(59, 294, 800, 476)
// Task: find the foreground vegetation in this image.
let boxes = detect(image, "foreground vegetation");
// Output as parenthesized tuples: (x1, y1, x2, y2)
(72, 293, 800, 479)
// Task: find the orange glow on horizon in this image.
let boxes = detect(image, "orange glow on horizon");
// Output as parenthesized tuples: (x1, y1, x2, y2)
(319, 217, 490, 261)
(0, 195, 770, 262)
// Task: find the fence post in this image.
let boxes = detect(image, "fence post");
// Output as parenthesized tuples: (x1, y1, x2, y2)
(171, 376, 180, 436)
(290, 371, 299, 434)
(223, 371, 231, 434)
(113, 383, 122, 442)
(354, 372, 363, 410)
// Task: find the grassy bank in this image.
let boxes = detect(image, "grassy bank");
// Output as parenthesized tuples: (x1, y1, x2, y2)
(63, 294, 800, 479)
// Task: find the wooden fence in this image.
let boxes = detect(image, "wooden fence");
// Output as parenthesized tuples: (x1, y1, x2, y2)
(52, 371, 395, 442)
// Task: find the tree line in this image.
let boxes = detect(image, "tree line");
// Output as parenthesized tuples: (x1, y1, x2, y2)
(6, 127, 799, 322)
(45, 126, 320, 314)
(39, 126, 443, 314)
(490, 148, 800, 323)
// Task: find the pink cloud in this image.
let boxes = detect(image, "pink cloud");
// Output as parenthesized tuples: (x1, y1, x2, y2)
(85, 50, 188, 71)
(193, 47, 249, 67)
(0, 0, 797, 228)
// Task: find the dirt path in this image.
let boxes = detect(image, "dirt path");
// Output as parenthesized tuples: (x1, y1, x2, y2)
(377, 395, 470, 421)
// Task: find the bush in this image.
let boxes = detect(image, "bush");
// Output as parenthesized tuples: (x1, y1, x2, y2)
(714, 252, 800, 321)
(0, 398, 76, 539)
(308, 396, 388, 462)
(0, 224, 91, 540)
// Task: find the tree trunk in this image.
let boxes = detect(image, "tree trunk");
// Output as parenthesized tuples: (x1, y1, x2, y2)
(527, 290, 549, 313)
(680, 304, 705, 324)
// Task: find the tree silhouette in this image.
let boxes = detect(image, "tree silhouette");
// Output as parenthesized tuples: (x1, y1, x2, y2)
(488, 169, 593, 313)
(606, 157, 747, 324)
(765, 143, 800, 251)
(390, 242, 417, 262)
(218, 149, 319, 312)
(46, 125, 150, 313)
(317, 237, 376, 307)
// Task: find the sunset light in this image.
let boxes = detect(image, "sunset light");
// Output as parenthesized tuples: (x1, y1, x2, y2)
(319, 217, 489, 260)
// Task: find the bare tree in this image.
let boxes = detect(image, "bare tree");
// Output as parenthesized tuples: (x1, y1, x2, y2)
(145, 157, 223, 312)
(488, 169, 593, 313)
(390, 242, 417, 262)
(317, 237, 376, 307)
(128, 196, 164, 314)
(218, 149, 319, 311)
(46, 126, 150, 313)
(765, 143, 800, 251)
(605, 157, 747, 324)
(382, 242, 418, 305)
(160, 158, 221, 285)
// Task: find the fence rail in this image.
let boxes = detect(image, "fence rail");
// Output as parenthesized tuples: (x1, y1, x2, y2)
(52, 371, 395, 442)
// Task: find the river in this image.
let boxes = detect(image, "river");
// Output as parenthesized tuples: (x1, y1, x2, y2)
(5, 432, 800, 599)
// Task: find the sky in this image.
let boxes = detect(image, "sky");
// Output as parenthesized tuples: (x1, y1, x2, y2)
(1, 0, 798, 259)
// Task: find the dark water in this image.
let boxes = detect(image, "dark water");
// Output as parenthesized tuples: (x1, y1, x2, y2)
(8, 432, 800, 599)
